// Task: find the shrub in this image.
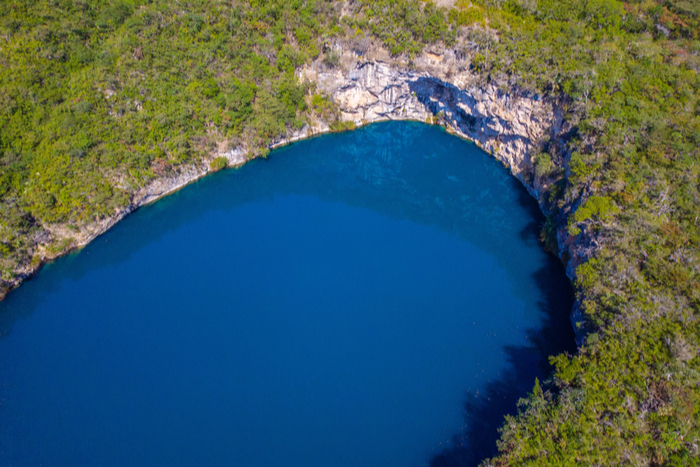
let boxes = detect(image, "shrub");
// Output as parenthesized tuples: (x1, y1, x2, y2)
(322, 50, 340, 69)
(568, 195, 618, 234)
(534, 152, 555, 177)
(209, 157, 228, 172)
(330, 120, 356, 133)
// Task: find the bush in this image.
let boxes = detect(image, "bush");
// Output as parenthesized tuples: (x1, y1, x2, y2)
(209, 157, 228, 172)
(322, 50, 340, 69)
(330, 120, 356, 133)
(534, 152, 555, 177)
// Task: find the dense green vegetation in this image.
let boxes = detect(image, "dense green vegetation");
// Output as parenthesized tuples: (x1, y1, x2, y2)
(2, 0, 700, 464)
(0, 0, 341, 283)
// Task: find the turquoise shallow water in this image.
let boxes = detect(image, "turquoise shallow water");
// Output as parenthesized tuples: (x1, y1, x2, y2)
(0, 122, 575, 466)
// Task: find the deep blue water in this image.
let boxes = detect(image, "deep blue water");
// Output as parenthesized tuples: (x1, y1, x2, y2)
(0, 122, 575, 466)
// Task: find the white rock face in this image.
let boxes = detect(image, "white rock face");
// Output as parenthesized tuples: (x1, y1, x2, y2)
(220, 147, 248, 167)
(302, 61, 553, 188)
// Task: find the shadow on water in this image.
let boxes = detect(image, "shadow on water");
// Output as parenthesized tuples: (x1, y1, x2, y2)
(429, 256, 576, 467)
(430, 175, 577, 467)
(0, 121, 577, 464)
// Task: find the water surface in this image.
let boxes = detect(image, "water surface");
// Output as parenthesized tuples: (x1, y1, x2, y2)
(0, 122, 575, 466)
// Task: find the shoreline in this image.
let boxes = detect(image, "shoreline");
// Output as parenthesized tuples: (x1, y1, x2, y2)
(0, 117, 498, 299)
(2, 59, 587, 347)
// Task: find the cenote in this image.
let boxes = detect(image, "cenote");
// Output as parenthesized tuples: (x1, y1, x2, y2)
(0, 122, 575, 466)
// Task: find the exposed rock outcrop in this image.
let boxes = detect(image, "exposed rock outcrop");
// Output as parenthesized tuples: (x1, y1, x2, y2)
(302, 61, 553, 192)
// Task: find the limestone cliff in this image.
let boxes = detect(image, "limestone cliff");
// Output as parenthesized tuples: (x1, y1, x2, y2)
(302, 60, 552, 190)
